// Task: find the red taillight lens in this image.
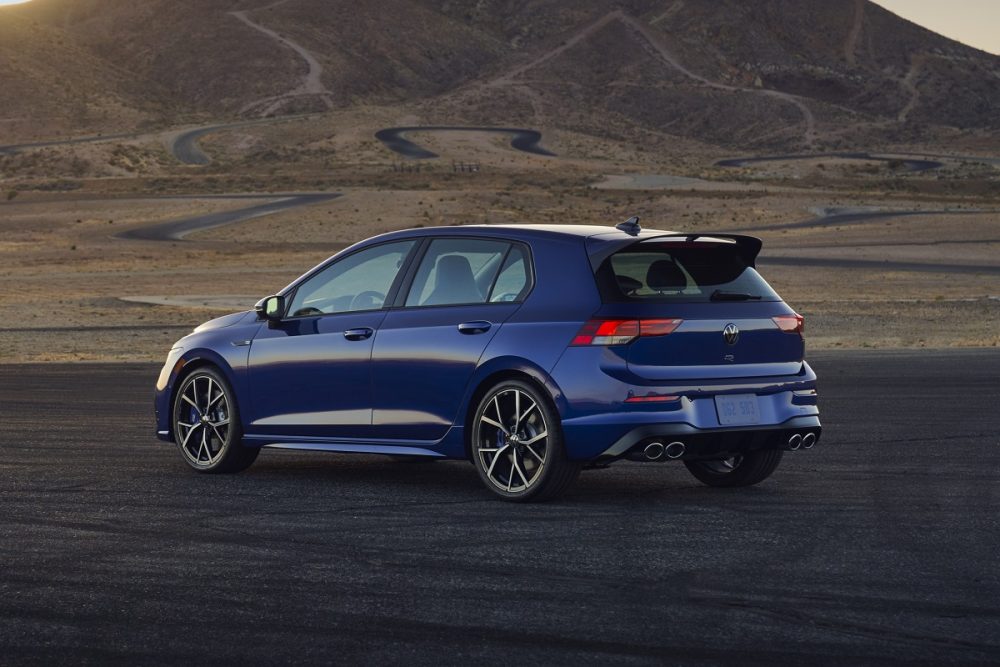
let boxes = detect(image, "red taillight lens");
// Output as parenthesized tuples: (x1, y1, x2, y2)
(773, 314, 804, 335)
(571, 318, 682, 346)
(624, 394, 680, 403)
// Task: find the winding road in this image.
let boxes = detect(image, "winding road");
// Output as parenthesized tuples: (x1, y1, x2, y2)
(716, 152, 943, 172)
(758, 255, 1000, 275)
(752, 205, 1000, 275)
(0, 132, 138, 155)
(166, 114, 316, 165)
(750, 206, 990, 232)
(375, 126, 555, 159)
(115, 193, 340, 241)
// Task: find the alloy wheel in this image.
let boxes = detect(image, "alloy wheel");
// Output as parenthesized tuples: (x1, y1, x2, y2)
(176, 374, 231, 467)
(476, 388, 549, 493)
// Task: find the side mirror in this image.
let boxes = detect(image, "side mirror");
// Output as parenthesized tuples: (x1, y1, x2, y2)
(255, 295, 286, 323)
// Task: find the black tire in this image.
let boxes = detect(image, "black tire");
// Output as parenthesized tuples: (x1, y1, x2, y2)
(684, 449, 783, 488)
(470, 379, 580, 502)
(172, 366, 258, 474)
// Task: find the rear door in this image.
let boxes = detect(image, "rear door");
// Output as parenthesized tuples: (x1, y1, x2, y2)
(369, 238, 531, 441)
(593, 238, 804, 380)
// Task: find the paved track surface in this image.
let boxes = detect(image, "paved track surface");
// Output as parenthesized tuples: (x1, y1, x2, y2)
(758, 255, 1000, 275)
(716, 152, 944, 172)
(115, 193, 340, 241)
(0, 133, 137, 155)
(168, 115, 315, 166)
(1, 350, 999, 664)
(750, 208, 993, 232)
(375, 126, 555, 159)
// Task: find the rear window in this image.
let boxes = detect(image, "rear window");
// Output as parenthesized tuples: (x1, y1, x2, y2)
(596, 242, 780, 303)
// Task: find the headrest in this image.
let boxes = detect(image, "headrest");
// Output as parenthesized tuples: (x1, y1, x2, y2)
(437, 255, 474, 283)
(646, 260, 686, 291)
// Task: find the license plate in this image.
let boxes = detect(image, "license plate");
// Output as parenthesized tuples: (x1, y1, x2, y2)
(714, 394, 760, 426)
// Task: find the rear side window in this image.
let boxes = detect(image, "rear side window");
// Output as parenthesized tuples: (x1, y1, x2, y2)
(489, 246, 530, 303)
(405, 239, 510, 307)
(597, 242, 780, 303)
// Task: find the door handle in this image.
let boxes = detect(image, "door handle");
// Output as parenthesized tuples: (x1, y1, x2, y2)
(343, 327, 374, 341)
(458, 321, 492, 335)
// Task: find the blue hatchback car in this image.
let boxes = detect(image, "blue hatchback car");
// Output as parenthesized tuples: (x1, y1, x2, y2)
(155, 219, 821, 501)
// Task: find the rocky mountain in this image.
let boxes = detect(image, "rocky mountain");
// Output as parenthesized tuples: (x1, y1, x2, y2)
(2, 0, 998, 149)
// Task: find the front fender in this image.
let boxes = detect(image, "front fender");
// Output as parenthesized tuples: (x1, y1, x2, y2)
(154, 323, 260, 440)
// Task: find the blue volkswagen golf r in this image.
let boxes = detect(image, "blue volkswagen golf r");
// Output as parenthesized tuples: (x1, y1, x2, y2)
(154, 219, 821, 501)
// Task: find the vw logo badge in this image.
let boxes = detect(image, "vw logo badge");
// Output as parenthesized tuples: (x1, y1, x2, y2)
(723, 323, 740, 345)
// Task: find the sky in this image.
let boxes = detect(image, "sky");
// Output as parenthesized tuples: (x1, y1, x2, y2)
(871, 0, 1000, 55)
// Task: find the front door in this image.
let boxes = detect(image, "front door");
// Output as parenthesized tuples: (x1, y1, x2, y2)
(246, 240, 417, 439)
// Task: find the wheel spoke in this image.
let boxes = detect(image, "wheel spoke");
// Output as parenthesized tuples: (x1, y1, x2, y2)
(211, 425, 227, 444)
(486, 445, 509, 478)
(197, 429, 208, 462)
(514, 390, 521, 427)
(206, 380, 224, 409)
(480, 415, 508, 433)
(512, 455, 530, 488)
(181, 394, 199, 412)
(516, 401, 536, 429)
(524, 443, 544, 463)
(178, 422, 199, 448)
(492, 395, 504, 424)
(521, 431, 547, 446)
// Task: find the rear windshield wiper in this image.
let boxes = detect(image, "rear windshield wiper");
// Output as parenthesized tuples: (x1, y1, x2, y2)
(710, 290, 762, 301)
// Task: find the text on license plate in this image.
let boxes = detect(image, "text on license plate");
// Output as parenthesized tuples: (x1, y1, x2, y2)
(714, 394, 760, 426)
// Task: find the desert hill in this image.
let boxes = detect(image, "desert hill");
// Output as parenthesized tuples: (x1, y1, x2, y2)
(2, 0, 999, 149)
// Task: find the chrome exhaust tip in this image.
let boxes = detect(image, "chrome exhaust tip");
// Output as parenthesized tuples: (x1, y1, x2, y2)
(801, 432, 816, 449)
(787, 434, 802, 451)
(664, 441, 686, 459)
(643, 442, 665, 461)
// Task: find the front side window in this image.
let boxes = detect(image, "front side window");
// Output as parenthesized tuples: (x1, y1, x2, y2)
(405, 239, 510, 307)
(288, 240, 415, 317)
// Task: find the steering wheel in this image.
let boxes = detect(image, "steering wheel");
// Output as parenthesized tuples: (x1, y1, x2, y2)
(349, 290, 386, 311)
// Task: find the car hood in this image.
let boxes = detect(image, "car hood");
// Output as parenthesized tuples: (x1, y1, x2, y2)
(192, 310, 255, 333)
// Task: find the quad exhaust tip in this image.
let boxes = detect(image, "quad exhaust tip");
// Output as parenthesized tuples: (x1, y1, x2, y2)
(665, 441, 686, 459)
(787, 434, 802, 450)
(643, 442, 665, 460)
(801, 432, 816, 449)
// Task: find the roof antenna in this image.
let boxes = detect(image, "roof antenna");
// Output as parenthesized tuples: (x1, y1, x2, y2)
(616, 215, 641, 236)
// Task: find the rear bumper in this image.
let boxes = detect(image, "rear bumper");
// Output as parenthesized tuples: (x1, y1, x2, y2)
(597, 415, 822, 462)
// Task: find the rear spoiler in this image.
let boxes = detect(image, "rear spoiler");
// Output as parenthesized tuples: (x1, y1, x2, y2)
(586, 233, 763, 270)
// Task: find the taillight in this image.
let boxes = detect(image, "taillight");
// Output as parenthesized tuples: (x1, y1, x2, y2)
(773, 314, 804, 335)
(571, 318, 682, 346)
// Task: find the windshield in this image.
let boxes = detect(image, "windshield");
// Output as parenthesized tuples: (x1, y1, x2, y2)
(596, 242, 780, 303)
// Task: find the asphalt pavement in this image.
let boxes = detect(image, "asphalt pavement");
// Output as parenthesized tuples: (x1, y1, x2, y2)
(1, 350, 999, 664)
(715, 152, 944, 172)
(374, 126, 555, 159)
(115, 193, 341, 241)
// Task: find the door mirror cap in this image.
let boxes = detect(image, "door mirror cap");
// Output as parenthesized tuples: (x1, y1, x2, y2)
(255, 295, 285, 322)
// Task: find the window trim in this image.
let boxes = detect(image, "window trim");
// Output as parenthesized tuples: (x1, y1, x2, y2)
(390, 235, 535, 311)
(280, 239, 422, 320)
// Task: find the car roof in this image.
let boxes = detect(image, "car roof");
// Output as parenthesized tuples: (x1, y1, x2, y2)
(374, 223, 679, 242)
